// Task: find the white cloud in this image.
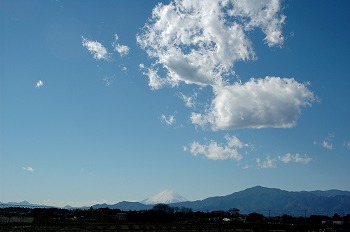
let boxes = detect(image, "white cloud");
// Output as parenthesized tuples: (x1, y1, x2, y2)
(228, 0, 286, 47)
(161, 114, 176, 125)
(321, 133, 334, 150)
(22, 166, 34, 172)
(278, 153, 312, 164)
(178, 92, 197, 108)
(112, 34, 130, 56)
(256, 156, 276, 168)
(345, 141, 350, 149)
(102, 77, 112, 86)
(82, 36, 110, 60)
(137, 0, 285, 88)
(191, 77, 316, 130)
(35, 80, 44, 89)
(225, 134, 248, 149)
(120, 65, 127, 73)
(190, 112, 209, 128)
(138, 0, 316, 130)
(322, 141, 333, 150)
(139, 64, 175, 90)
(186, 135, 246, 160)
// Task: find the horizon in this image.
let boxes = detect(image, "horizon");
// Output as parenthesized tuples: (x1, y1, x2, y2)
(1, 0, 350, 209)
(2, 185, 350, 208)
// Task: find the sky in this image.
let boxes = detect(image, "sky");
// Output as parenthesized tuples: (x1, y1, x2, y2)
(1, 0, 350, 208)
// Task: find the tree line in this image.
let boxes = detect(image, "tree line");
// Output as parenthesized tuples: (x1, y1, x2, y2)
(1, 204, 349, 227)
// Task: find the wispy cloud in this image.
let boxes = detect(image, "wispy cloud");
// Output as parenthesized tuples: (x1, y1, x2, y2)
(139, 64, 175, 90)
(161, 114, 176, 125)
(178, 92, 197, 108)
(82, 36, 110, 61)
(322, 141, 333, 150)
(345, 141, 350, 149)
(22, 166, 34, 172)
(35, 80, 44, 89)
(321, 133, 334, 150)
(112, 34, 130, 56)
(185, 135, 248, 161)
(120, 64, 127, 73)
(102, 76, 113, 86)
(256, 156, 276, 169)
(242, 164, 251, 169)
(278, 153, 312, 164)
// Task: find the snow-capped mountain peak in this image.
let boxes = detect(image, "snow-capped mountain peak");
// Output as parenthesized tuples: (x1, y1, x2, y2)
(141, 190, 187, 205)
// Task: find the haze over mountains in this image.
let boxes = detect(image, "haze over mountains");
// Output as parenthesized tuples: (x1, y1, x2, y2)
(2, 186, 350, 216)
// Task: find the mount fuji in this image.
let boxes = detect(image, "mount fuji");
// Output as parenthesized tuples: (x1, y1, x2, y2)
(141, 190, 188, 205)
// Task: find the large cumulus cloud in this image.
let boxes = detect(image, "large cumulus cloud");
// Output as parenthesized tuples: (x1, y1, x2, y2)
(137, 0, 316, 130)
(191, 77, 316, 130)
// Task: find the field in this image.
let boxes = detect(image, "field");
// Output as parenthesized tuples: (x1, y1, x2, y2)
(0, 221, 339, 232)
(0, 222, 298, 232)
(1, 207, 348, 232)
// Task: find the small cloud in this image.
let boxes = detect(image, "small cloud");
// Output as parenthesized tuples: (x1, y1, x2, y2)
(225, 134, 249, 149)
(278, 153, 312, 164)
(82, 36, 110, 61)
(139, 64, 175, 90)
(256, 156, 276, 169)
(314, 133, 336, 150)
(328, 133, 335, 138)
(112, 34, 130, 56)
(320, 133, 334, 150)
(186, 135, 248, 161)
(344, 141, 350, 149)
(102, 77, 112, 86)
(183, 146, 188, 152)
(322, 141, 333, 150)
(161, 114, 175, 125)
(242, 164, 251, 169)
(22, 166, 34, 172)
(178, 92, 197, 108)
(35, 80, 44, 89)
(120, 65, 127, 73)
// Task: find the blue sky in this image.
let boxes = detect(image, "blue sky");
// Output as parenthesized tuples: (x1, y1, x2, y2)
(1, 0, 350, 207)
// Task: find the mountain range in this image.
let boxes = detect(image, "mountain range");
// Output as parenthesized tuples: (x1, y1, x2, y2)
(0, 201, 49, 208)
(170, 186, 350, 216)
(2, 186, 350, 216)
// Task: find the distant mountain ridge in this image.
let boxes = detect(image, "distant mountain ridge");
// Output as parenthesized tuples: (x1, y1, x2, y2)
(169, 186, 350, 216)
(309, 189, 350, 198)
(100, 186, 350, 216)
(92, 201, 152, 211)
(2, 186, 350, 216)
(0, 201, 49, 208)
